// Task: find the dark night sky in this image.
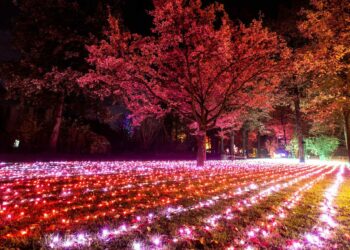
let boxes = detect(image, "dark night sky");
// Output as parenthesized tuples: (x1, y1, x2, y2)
(0, 0, 308, 61)
(122, 0, 308, 34)
(0, 0, 18, 61)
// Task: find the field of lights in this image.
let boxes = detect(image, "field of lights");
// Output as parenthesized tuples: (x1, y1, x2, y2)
(0, 160, 349, 249)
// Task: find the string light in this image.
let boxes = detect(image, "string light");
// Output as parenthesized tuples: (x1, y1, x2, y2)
(167, 164, 331, 248)
(287, 165, 345, 249)
(235, 166, 337, 249)
(0, 159, 344, 249)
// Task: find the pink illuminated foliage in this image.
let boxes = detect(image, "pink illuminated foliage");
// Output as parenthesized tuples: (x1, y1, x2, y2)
(79, 0, 290, 165)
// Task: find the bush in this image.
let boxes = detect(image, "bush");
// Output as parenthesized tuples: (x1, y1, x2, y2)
(305, 136, 339, 160)
(287, 136, 339, 160)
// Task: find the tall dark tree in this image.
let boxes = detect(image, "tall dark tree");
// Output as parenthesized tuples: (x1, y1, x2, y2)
(5, 0, 125, 151)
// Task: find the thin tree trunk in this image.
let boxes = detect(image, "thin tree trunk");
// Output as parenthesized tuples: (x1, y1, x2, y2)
(344, 123, 348, 150)
(175, 119, 178, 142)
(230, 131, 235, 159)
(280, 111, 287, 146)
(257, 131, 261, 158)
(6, 105, 20, 132)
(242, 127, 248, 158)
(220, 136, 224, 154)
(49, 95, 64, 152)
(343, 108, 350, 163)
(196, 131, 206, 166)
(294, 95, 305, 163)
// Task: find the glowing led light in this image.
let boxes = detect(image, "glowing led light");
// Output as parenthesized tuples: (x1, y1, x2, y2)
(77, 233, 86, 242)
(248, 231, 255, 237)
(132, 241, 142, 250)
(101, 229, 109, 238)
(291, 241, 303, 249)
(152, 236, 161, 246)
(305, 233, 320, 245)
(52, 235, 59, 243)
(320, 214, 336, 227)
(261, 230, 268, 237)
(62, 239, 73, 248)
(249, 183, 258, 190)
(245, 245, 255, 250)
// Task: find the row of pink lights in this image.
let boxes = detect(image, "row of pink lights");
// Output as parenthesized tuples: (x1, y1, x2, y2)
(288, 164, 346, 249)
(131, 165, 325, 250)
(171, 165, 333, 249)
(230, 166, 338, 249)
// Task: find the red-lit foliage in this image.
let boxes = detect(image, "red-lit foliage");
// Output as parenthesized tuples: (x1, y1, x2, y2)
(80, 0, 290, 165)
(298, 0, 350, 161)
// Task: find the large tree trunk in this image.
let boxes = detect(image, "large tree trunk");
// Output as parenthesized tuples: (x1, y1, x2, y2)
(49, 95, 64, 152)
(230, 131, 235, 159)
(294, 95, 305, 163)
(343, 108, 350, 163)
(196, 131, 206, 166)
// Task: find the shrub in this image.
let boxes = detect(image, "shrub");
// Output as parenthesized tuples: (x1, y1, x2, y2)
(287, 136, 339, 160)
(305, 136, 339, 160)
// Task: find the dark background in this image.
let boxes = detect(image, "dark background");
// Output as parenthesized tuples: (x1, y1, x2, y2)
(0, 0, 308, 61)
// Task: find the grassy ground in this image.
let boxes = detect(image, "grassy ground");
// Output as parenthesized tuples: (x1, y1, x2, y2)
(180, 168, 335, 249)
(270, 170, 335, 247)
(333, 166, 350, 249)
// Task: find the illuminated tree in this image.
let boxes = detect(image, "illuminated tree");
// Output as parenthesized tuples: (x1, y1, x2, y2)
(239, 108, 271, 158)
(81, 0, 289, 165)
(267, 106, 294, 147)
(306, 136, 339, 160)
(276, 45, 319, 163)
(299, 0, 350, 161)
